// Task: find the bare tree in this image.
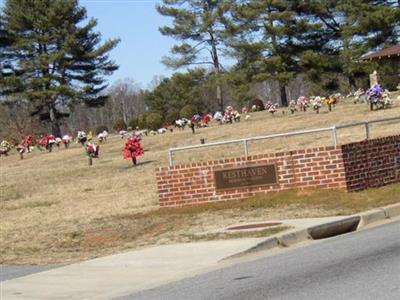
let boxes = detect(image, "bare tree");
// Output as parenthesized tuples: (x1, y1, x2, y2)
(107, 78, 147, 124)
(0, 97, 47, 140)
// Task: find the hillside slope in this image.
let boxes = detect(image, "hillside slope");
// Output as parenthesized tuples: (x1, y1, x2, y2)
(1, 98, 399, 263)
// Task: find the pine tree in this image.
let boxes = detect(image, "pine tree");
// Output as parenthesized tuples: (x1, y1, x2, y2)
(0, 0, 119, 136)
(300, 0, 400, 90)
(0, 13, 14, 88)
(231, 0, 318, 106)
(229, 0, 399, 97)
(157, 0, 233, 110)
(146, 68, 208, 122)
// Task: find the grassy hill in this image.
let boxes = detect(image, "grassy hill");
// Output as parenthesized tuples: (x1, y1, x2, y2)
(1, 96, 400, 264)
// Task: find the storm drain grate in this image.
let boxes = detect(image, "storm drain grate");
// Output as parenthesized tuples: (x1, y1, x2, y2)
(307, 216, 361, 240)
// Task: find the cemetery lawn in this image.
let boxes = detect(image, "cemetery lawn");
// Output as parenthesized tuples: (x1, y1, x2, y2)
(1, 95, 400, 264)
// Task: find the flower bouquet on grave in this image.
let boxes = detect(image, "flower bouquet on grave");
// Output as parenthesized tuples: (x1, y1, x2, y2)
(123, 136, 144, 166)
(353, 88, 367, 104)
(77, 131, 87, 145)
(382, 90, 392, 109)
(222, 106, 235, 123)
(311, 97, 322, 113)
(289, 100, 297, 114)
(37, 135, 56, 152)
(213, 111, 223, 122)
(0, 140, 12, 157)
(250, 105, 258, 112)
(201, 114, 211, 127)
(268, 103, 277, 115)
(326, 95, 337, 111)
(62, 134, 72, 148)
(297, 96, 309, 112)
(85, 141, 99, 166)
(36, 136, 46, 151)
(46, 135, 56, 151)
(22, 135, 33, 152)
(367, 84, 384, 110)
(15, 143, 26, 159)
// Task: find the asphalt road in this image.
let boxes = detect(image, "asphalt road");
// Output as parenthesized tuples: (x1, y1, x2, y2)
(0, 265, 61, 282)
(118, 221, 400, 300)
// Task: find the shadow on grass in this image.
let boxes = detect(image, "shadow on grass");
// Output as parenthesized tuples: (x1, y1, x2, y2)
(119, 160, 156, 171)
(98, 159, 113, 164)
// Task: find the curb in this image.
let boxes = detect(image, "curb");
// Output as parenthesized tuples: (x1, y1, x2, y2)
(278, 229, 311, 247)
(222, 237, 279, 260)
(223, 229, 311, 260)
(357, 208, 386, 229)
(383, 203, 400, 218)
(224, 202, 400, 261)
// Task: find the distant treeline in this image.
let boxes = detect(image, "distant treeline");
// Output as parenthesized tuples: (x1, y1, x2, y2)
(1, 0, 399, 139)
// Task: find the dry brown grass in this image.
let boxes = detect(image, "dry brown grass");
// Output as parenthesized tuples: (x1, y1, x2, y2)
(1, 96, 400, 264)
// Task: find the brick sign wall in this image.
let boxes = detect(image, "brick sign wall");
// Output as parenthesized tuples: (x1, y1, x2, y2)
(155, 135, 400, 207)
(342, 135, 400, 191)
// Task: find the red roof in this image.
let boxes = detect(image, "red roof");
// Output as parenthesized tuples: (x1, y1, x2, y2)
(361, 44, 400, 60)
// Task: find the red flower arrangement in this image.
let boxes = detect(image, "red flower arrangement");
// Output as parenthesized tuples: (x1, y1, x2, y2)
(22, 135, 33, 148)
(123, 136, 144, 165)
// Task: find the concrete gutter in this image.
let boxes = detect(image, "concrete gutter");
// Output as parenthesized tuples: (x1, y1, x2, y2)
(226, 202, 400, 260)
(308, 216, 360, 239)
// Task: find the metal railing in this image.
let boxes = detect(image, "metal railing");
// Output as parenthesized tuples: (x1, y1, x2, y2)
(335, 116, 400, 139)
(167, 116, 400, 167)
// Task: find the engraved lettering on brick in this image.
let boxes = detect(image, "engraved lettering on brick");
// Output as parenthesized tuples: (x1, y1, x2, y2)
(214, 164, 278, 190)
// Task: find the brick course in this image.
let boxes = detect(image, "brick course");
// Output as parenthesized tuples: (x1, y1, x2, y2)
(155, 135, 400, 207)
(342, 135, 400, 191)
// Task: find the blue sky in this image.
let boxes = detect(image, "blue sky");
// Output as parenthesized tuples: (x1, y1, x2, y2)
(1, 0, 177, 88)
(81, 0, 174, 88)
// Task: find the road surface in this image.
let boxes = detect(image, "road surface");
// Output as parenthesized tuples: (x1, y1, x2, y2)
(118, 220, 400, 300)
(0, 265, 61, 282)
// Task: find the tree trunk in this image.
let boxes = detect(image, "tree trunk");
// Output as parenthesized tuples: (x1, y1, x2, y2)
(208, 29, 223, 111)
(348, 75, 356, 91)
(280, 84, 288, 107)
(216, 83, 223, 111)
(51, 122, 61, 138)
(50, 107, 62, 137)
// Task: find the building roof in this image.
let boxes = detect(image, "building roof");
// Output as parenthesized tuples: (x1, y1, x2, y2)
(361, 44, 400, 60)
